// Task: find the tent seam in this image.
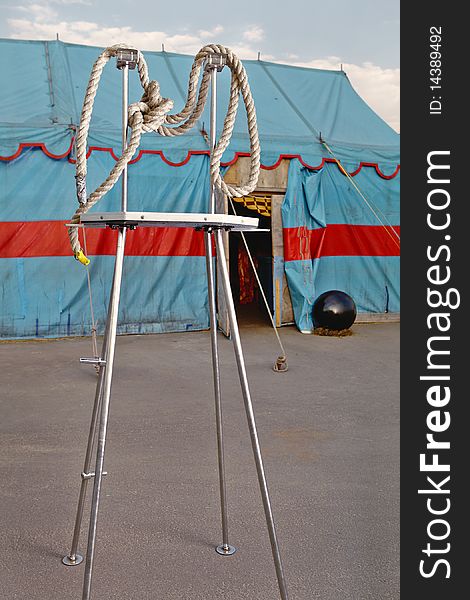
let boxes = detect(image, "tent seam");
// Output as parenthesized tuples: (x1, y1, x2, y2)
(259, 62, 320, 139)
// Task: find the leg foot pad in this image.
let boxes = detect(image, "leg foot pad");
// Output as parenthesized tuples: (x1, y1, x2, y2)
(62, 554, 84, 566)
(216, 544, 237, 556)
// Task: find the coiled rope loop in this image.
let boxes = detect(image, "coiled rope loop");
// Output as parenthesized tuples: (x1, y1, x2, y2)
(69, 43, 260, 259)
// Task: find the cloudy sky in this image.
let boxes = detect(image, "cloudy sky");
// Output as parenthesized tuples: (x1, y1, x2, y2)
(0, 0, 400, 131)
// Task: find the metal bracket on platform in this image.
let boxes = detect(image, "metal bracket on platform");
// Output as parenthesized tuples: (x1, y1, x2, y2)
(116, 49, 138, 70)
(204, 53, 226, 72)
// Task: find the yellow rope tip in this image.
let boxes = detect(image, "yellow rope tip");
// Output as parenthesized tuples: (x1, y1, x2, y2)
(75, 250, 90, 266)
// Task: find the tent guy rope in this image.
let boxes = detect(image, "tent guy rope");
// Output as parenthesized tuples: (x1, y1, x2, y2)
(321, 139, 401, 249)
(68, 44, 260, 263)
(228, 196, 288, 372)
(198, 113, 288, 371)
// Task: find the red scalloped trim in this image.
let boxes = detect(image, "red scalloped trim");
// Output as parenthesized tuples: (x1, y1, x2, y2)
(0, 139, 74, 162)
(0, 142, 400, 179)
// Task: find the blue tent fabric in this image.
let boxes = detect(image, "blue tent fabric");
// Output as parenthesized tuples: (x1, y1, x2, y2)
(0, 150, 211, 338)
(0, 39, 400, 166)
(0, 38, 399, 339)
(282, 160, 399, 332)
(0, 255, 209, 338)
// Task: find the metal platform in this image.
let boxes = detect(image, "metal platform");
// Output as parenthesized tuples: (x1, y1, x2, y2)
(80, 211, 259, 230)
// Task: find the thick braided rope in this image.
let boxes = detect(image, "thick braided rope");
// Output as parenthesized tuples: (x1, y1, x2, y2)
(199, 45, 260, 198)
(69, 45, 174, 255)
(69, 44, 260, 258)
(158, 44, 260, 196)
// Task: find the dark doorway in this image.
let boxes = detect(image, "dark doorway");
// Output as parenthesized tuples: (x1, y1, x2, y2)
(228, 202, 273, 326)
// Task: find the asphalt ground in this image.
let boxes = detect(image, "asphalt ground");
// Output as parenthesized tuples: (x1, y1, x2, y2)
(0, 322, 399, 600)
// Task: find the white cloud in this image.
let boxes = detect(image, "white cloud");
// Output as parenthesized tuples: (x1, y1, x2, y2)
(51, 0, 92, 4)
(226, 44, 273, 61)
(16, 3, 58, 21)
(8, 18, 199, 53)
(243, 25, 264, 43)
(288, 55, 400, 132)
(9, 16, 233, 56)
(346, 62, 399, 132)
(7, 15, 272, 60)
(198, 24, 224, 39)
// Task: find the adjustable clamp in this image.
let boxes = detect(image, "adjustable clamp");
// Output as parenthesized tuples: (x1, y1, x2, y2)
(80, 357, 107, 367)
(81, 471, 108, 480)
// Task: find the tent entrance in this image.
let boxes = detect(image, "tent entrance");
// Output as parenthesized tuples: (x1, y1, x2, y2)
(228, 203, 273, 327)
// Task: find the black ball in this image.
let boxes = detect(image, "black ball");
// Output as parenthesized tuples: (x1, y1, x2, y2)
(312, 290, 357, 330)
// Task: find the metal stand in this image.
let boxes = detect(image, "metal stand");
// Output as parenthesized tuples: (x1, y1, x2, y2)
(63, 50, 289, 600)
(204, 56, 235, 558)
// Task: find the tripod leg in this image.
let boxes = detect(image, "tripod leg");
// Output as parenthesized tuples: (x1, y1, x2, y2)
(62, 370, 105, 566)
(214, 229, 289, 600)
(62, 271, 115, 566)
(204, 231, 236, 556)
(82, 228, 127, 600)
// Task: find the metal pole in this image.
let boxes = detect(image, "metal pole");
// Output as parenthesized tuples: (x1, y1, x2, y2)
(62, 54, 132, 570)
(62, 285, 113, 567)
(205, 64, 235, 556)
(62, 363, 105, 566)
(81, 53, 131, 599)
(208, 66, 217, 215)
(214, 228, 289, 600)
(121, 63, 129, 212)
(82, 227, 127, 600)
(205, 234, 234, 556)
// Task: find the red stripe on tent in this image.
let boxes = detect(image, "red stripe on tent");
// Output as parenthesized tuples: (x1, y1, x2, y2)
(283, 224, 400, 261)
(0, 221, 206, 258)
(0, 142, 400, 179)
